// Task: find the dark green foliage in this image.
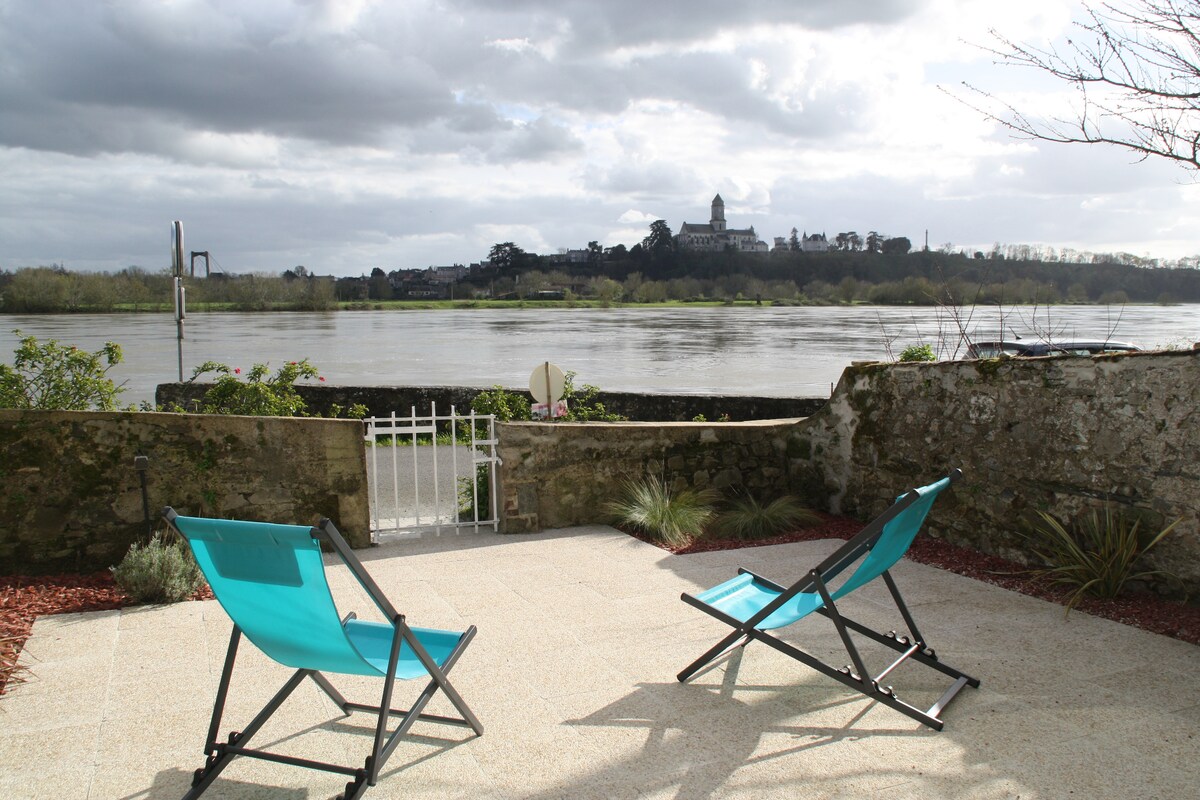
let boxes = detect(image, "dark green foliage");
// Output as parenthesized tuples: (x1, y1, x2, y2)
(471, 386, 531, 421)
(111, 533, 205, 604)
(0, 330, 125, 410)
(714, 494, 822, 541)
(469, 376, 626, 422)
(7, 243, 1200, 308)
(899, 343, 937, 362)
(559, 371, 626, 422)
(1022, 506, 1181, 611)
(188, 359, 364, 418)
(457, 463, 491, 522)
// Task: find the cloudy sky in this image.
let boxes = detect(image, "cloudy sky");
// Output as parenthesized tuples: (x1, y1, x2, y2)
(1, 0, 1196, 277)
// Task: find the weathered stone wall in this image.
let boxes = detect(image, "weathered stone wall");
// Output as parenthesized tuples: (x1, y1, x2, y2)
(794, 349, 1200, 591)
(0, 411, 370, 573)
(155, 382, 827, 422)
(496, 419, 804, 533)
(495, 350, 1200, 595)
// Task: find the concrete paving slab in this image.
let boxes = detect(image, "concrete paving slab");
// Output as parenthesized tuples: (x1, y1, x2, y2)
(3, 525, 1198, 799)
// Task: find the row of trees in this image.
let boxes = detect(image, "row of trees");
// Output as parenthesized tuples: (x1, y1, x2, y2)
(5, 243, 1200, 311)
(471, 242, 1200, 302)
(0, 266, 338, 313)
(475, 270, 1148, 306)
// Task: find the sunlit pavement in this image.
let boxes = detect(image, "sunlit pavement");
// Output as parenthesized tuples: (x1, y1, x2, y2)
(4, 525, 1196, 799)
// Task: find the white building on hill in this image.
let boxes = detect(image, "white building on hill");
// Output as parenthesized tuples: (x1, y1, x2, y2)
(800, 232, 830, 252)
(677, 194, 769, 253)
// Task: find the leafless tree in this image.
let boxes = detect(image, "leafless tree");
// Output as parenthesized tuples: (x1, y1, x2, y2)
(958, 0, 1200, 172)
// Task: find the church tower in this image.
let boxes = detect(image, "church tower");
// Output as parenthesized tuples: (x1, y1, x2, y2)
(710, 194, 726, 232)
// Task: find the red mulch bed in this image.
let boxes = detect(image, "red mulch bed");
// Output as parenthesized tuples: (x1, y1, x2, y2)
(4, 515, 1197, 695)
(626, 512, 1200, 646)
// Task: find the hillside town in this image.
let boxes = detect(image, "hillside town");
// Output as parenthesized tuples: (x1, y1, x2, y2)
(326, 193, 912, 301)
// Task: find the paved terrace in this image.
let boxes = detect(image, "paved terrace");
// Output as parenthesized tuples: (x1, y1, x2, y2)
(2, 526, 1197, 799)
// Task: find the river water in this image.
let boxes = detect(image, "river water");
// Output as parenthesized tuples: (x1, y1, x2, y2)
(2, 305, 1197, 406)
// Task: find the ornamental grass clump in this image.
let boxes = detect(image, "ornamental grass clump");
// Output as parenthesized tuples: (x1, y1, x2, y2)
(111, 532, 206, 604)
(1, 636, 27, 695)
(1022, 506, 1180, 612)
(714, 494, 822, 541)
(607, 476, 718, 549)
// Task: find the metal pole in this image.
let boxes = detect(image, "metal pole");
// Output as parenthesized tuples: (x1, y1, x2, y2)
(171, 221, 186, 382)
(176, 278, 184, 382)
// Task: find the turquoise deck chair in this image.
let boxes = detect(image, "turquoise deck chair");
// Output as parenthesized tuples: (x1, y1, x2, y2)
(163, 509, 483, 800)
(678, 470, 979, 730)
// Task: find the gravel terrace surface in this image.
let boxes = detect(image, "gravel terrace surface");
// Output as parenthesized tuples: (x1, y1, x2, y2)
(3, 515, 1197, 695)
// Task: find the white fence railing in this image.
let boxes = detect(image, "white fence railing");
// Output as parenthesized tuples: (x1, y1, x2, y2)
(363, 404, 499, 539)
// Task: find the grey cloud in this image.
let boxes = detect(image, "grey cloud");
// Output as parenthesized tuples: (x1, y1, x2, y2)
(584, 161, 700, 200)
(0, 0, 908, 164)
(486, 116, 583, 162)
(0, 2, 468, 157)
(458, 0, 918, 51)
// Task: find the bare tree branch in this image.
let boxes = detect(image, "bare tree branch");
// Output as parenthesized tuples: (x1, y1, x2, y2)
(948, 0, 1200, 171)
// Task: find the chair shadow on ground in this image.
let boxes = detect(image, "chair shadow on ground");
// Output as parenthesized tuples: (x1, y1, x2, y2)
(141, 692, 477, 800)
(135, 769, 307, 800)
(142, 728, 475, 800)
(525, 650, 934, 800)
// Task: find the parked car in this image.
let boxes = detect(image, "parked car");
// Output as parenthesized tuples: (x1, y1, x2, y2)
(965, 340, 1141, 358)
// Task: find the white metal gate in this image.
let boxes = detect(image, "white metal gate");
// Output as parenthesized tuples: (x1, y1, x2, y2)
(363, 403, 500, 540)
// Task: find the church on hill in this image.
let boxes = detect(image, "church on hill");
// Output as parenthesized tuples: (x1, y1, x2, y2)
(677, 194, 769, 253)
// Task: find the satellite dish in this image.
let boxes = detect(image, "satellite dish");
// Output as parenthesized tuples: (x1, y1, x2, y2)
(529, 362, 566, 405)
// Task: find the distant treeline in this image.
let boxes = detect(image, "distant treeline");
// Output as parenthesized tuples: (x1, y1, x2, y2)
(0, 266, 337, 313)
(486, 247, 1200, 305)
(3, 247, 1200, 313)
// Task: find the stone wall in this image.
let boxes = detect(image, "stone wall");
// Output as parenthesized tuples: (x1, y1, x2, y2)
(495, 350, 1200, 595)
(496, 419, 804, 533)
(155, 382, 828, 422)
(0, 411, 370, 573)
(795, 349, 1200, 590)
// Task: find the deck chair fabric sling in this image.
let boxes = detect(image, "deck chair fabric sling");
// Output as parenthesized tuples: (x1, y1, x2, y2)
(163, 508, 483, 800)
(678, 470, 979, 730)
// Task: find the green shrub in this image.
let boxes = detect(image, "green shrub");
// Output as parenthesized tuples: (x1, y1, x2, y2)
(559, 371, 626, 421)
(0, 330, 125, 410)
(898, 343, 936, 362)
(111, 533, 205, 604)
(606, 476, 717, 548)
(714, 494, 822, 541)
(188, 359, 364, 418)
(1022, 506, 1180, 611)
(471, 385, 531, 421)
(457, 464, 491, 522)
